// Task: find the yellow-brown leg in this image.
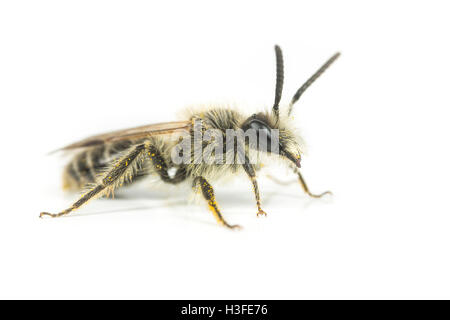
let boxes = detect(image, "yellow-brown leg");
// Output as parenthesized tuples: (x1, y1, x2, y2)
(193, 177, 241, 229)
(295, 167, 332, 198)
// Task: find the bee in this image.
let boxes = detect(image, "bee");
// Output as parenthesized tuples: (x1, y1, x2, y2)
(40, 45, 340, 229)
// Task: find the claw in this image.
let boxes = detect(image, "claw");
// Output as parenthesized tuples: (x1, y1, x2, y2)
(224, 223, 242, 230)
(257, 210, 267, 217)
(39, 212, 55, 218)
(40, 211, 67, 218)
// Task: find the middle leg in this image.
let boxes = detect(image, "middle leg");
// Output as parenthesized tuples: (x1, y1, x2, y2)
(193, 176, 240, 229)
(147, 145, 187, 184)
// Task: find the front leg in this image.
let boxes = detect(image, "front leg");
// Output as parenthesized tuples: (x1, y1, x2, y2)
(243, 160, 267, 217)
(293, 166, 332, 198)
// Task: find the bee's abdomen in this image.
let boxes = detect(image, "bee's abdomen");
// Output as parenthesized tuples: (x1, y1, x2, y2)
(62, 141, 134, 190)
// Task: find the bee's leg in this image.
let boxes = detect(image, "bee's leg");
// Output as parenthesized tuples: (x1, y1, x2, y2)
(193, 177, 241, 229)
(243, 160, 267, 217)
(40, 144, 147, 218)
(293, 166, 332, 198)
(148, 145, 187, 184)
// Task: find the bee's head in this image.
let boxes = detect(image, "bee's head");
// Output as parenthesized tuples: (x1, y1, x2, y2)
(241, 45, 339, 168)
(241, 112, 302, 168)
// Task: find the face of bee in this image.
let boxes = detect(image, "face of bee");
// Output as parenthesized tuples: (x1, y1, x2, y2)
(241, 112, 302, 168)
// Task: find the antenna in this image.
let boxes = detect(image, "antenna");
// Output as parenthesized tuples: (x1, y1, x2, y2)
(272, 45, 284, 121)
(288, 52, 340, 115)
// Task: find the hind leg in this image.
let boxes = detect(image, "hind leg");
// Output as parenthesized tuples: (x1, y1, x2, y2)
(40, 144, 148, 218)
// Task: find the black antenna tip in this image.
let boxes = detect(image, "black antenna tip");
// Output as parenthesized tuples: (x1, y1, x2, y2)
(332, 52, 341, 60)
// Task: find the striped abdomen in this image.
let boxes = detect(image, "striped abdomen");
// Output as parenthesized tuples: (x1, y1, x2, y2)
(62, 140, 135, 190)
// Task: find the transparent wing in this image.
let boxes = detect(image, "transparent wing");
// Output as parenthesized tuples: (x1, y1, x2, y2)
(51, 120, 191, 153)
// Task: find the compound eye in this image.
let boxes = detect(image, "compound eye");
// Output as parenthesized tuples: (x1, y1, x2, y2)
(256, 123, 271, 140)
(246, 120, 273, 151)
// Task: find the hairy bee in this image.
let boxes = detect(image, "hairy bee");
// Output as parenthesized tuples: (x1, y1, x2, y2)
(40, 45, 340, 229)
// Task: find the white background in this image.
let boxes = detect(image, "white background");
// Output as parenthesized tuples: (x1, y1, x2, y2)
(1, 1, 449, 299)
